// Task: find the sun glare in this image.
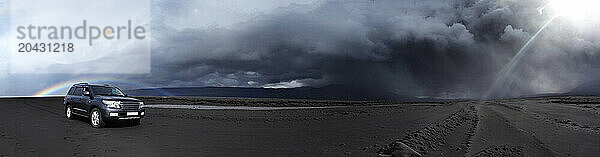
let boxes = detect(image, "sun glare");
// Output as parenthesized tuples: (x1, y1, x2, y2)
(548, 0, 600, 20)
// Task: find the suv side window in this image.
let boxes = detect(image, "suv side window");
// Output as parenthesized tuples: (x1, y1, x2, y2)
(82, 87, 89, 95)
(73, 87, 83, 96)
(67, 87, 76, 95)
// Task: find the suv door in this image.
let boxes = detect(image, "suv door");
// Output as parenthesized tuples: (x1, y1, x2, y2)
(71, 87, 85, 115)
(80, 87, 92, 113)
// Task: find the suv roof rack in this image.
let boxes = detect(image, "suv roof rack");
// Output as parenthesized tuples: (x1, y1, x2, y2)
(74, 82, 89, 86)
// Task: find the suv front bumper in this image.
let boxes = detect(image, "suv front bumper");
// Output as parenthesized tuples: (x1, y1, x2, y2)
(102, 108, 145, 120)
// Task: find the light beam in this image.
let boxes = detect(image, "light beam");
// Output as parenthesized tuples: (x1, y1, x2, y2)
(485, 16, 557, 99)
(485, 0, 600, 99)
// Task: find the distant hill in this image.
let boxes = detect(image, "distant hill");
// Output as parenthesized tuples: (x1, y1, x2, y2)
(567, 80, 600, 96)
(125, 85, 420, 101)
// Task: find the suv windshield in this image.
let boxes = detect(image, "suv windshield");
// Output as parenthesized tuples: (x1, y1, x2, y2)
(91, 86, 125, 96)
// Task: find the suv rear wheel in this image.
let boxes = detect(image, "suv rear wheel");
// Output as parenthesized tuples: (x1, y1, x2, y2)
(90, 108, 106, 128)
(65, 105, 73, 120)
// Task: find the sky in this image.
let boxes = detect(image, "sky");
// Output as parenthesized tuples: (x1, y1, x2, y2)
(0, 0, 600, 99)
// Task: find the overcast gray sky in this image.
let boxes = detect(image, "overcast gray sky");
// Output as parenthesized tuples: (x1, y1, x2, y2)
(1, 0, 599, 98)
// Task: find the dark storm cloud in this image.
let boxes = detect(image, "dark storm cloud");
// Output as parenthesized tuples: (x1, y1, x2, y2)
(142, 0, 600, 98)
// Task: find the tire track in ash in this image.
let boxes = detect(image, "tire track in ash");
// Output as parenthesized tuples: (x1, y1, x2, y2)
(492, 101, 600, 134)
(468, 104, 560, 157)
(471, 145, 524, 157)
(548, 97, 600, 116)
(144, 103, 440, 110)
(378, 103, 479, 156)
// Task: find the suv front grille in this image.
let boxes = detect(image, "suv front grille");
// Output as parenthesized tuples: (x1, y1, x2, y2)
(120, 102, 140, 110)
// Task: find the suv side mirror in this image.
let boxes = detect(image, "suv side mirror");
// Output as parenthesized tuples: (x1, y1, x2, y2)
(83, 91, 90, 96)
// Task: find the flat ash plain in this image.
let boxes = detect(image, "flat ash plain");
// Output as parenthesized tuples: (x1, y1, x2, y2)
(0, 96, 598, 156)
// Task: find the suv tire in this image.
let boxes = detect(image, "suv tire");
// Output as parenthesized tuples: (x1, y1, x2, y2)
(65, 105, 73, 120)
(90, 108, 106, 128)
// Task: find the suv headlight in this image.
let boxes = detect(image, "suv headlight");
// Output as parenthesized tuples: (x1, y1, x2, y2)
(102, 100, 121, 108)
(139, 102, 144, 109)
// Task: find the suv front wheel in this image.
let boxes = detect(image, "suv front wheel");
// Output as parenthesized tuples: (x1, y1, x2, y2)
(90, 108, 106, 128)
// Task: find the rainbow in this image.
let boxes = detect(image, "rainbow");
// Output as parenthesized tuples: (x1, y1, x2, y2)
(32, 77, 172, 96)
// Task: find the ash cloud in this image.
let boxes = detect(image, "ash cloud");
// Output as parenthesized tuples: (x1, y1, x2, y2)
(3, 0, 600, 98)
(142, 0, 600, 99)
